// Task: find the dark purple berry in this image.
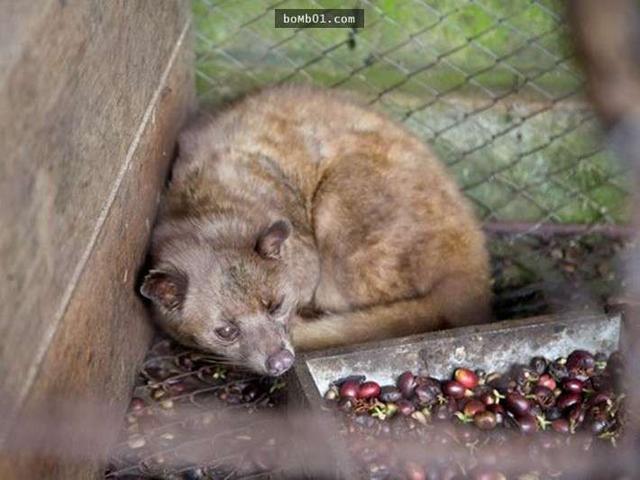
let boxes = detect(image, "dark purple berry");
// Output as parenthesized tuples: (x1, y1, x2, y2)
(562, 378, 584, 394)
(517, 414, 539, 434)
(566, 350, 595, 374)
(397, 371, 417, 398)
(533, 385, 555, 408)
(505, 392, 531, 417)
(397, 399, 416, 416)
(442, 380, 466, 399)
(548, 361, 569, 381)
(530, 356, 547, 375)
(241, 384, 260, 402)
(589, 374, 612, 392)
(568, 405, 585, 427)
(556, 392, 581, 410)
(589, 391, 613, 407)
(379, 385, 402, 403)
(414, 383, 439, 405)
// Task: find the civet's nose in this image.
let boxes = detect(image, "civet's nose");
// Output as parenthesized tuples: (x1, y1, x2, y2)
(265, 349, 295, 376)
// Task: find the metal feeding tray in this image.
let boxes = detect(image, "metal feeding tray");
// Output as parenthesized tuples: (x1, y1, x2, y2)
(285, 311, 624, 479)
(288, 311, 623, 410)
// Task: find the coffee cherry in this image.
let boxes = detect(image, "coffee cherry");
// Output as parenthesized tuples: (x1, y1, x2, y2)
(532, 385, 555, 409)
(463, 399, 486, 417)
(568, 405, 585, 427)
(505, 392, 531, 417)
(548, 361, 569, 381)
(339, 380, 361, 399)
(397, 371, 417, 398)
(397, 399, 416, 416)
(537, 374, 557, 391)
(379, 385, 402, 403)
(442, 380, 466, 399)
(562, 378, 584, 394)
(357, 381, 381, 399)
(454, 368, 479, 389)
(474, 410, 497, 430)
(566, 350, 595, 374)
(325, 348, 624, 477)
(517, 414, 539, 434)
(414, 383, 439, 405)
(589, 391, 613, 407)
(556, 392, 581, 411)
(478, 391, 495, 406)
(530, 356, 548, 375)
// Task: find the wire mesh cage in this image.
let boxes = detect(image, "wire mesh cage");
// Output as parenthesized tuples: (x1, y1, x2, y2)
(106, 1, 636, 479)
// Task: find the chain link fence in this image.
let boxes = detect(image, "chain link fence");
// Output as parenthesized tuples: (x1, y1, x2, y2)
(194, 0, 632, 317)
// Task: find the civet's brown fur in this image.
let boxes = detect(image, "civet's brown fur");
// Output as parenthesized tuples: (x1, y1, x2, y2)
(141, 85, 491, 374)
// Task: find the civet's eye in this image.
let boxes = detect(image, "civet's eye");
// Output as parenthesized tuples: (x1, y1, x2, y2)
(263, 297, 284, 315)
(215, 324, 240, 342)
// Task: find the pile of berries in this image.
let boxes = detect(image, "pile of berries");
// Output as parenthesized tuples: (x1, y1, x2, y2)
(325, 350, 625, 480)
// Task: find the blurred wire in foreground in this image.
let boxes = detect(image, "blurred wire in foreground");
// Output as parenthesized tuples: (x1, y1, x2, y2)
(569, 0, 640, 477)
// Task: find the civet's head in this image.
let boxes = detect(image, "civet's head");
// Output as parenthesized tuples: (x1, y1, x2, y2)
(140, 219, 296, 376)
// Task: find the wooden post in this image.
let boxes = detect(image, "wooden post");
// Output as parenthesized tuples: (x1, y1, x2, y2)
(0, 1, 195, 477)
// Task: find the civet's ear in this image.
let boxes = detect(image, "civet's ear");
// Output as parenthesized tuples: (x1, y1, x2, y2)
(255, 220, 291, 259)
(140, 269, 188, 311)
